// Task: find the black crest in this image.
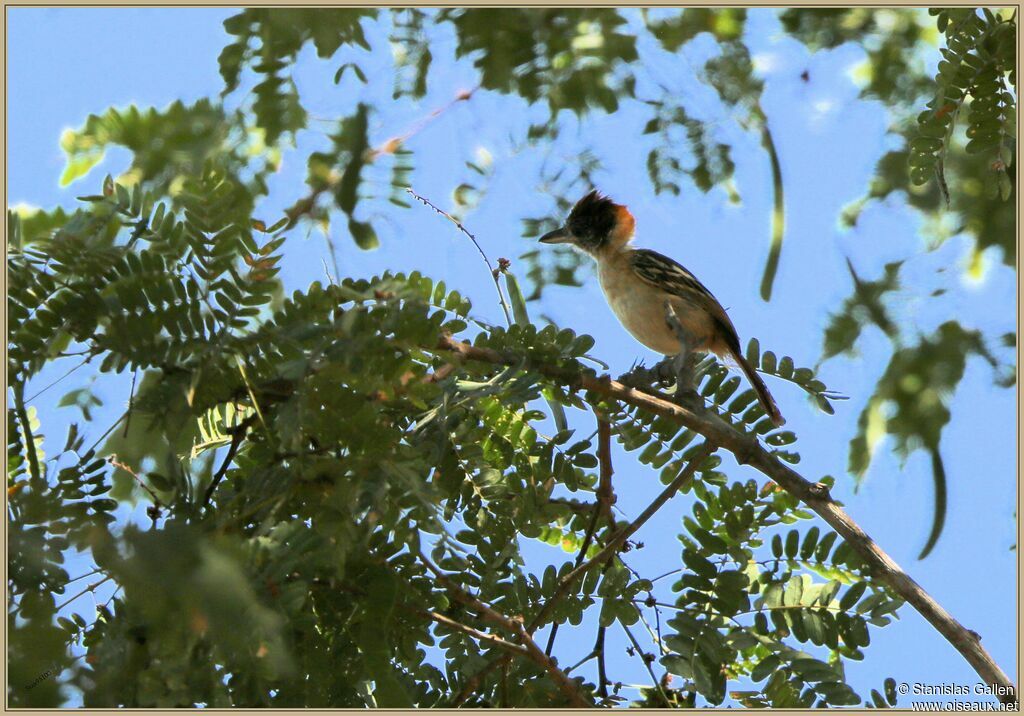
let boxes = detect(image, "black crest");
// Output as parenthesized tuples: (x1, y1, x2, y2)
(566, 190, 618, 249)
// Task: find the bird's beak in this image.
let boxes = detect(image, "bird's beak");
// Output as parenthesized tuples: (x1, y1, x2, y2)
(539, 226, 573, 244)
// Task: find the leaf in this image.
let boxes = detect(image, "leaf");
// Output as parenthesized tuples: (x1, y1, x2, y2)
(839, 581, 867, 612)
(692, 652, 726, 705)
(758, 122, 785, 302)
(917, 445, 947, 560)
(751, 654, 780, 682)
(348, 218, 379, 250)
(782, 574, 804, 606)
(60, 148, 105, 187)
(803, 610, 826, 645)
(503, 272, 530, 327)
(800, 526, 820, 560)
(784, 529, 799, 559)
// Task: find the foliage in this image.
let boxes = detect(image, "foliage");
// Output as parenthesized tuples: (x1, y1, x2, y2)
(909, 9, 1015, 203)
(781, 7, 1015, 552)
(8, 167, 904, 706)
(58, 100, 280, 203)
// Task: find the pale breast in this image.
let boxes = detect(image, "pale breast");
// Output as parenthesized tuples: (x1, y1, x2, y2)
(596, 250, 716, 356)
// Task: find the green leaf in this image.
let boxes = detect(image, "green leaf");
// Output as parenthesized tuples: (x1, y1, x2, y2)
(751, 654, 780, 682)
(356, 566, 413, 707)
(504, 272, 531, 326)
(839, 581, 868, 612)
(782, 574, 804, 606)
(348, 218, 379, 250)
(800, 526, 820, 559)
(784, 529, 799, 559)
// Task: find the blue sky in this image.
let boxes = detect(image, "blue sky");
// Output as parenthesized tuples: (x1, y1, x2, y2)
(8, 7, 1016, 706)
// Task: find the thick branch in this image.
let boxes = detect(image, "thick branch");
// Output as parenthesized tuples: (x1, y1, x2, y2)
(434, 335, 1017, 703)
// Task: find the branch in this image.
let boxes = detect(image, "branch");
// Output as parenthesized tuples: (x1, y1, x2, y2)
(11, 382, 42, 486)
(107, 455, 161, 506)
(284, 87, 478, 230)
(201, 417, 255, 510)
(528, 442, 715, 635)
(424, 610, 529, 657)
(545, 411, 616, 656)
(620, 621, 672, 708)
(594, 623, 609, 700)
(418, 552, 593, 707)
(407, 187, 513, 326)
(370, 86, 478, 161)
(433, 335, 1018, 703)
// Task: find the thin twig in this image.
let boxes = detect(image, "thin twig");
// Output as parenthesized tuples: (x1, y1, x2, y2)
(620, 621, 672, 708)
(565, 649, 599, 675)
(545, 411, 616, 656)
(122, 369, 137, 438)
(201, 417, 255, 510)
(418, 551, 593, 707)
(425, 611, 529, 656)
(82, 411, 128, 458)
(55, 576, 112, 611)
(650, 568, 682, 584)
(25, 356, 92, 403)
(107, 455, 160, 505)
(407, 187, 513, 326)
(434, 334, 1017, 703)
(370, 85, 479, 161)
(451, 658, 502, 707)
(61, 567, 105, 588)
(100, 585, 122, 612)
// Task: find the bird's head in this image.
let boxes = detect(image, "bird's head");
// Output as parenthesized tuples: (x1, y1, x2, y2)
(539, 190, 635, 255)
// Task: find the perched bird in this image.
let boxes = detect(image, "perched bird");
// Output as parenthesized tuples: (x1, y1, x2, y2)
(539, 190, 784, 426)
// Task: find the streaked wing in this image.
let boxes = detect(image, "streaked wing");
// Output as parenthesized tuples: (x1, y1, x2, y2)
(629, 248, 720, 306)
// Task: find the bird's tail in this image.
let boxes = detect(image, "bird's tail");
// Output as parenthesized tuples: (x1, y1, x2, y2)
(731, 349, 785, 427)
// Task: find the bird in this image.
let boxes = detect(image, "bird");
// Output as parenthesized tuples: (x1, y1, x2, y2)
(539, 190, 784, 426)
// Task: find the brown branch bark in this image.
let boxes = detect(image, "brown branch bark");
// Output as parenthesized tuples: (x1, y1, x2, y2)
(433, 334, 1018, 704)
